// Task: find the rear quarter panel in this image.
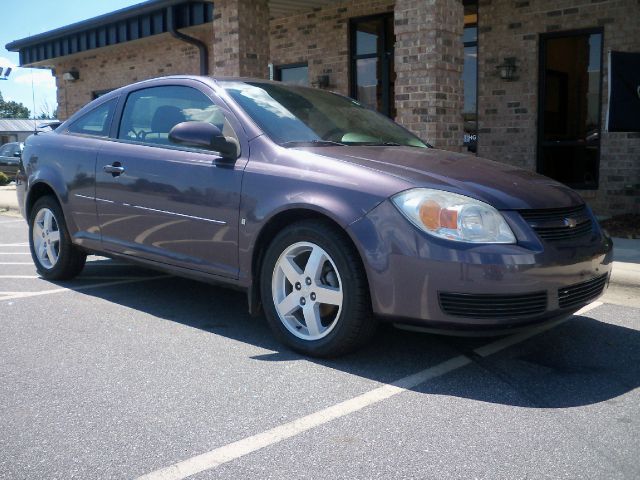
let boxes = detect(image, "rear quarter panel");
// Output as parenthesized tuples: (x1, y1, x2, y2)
(22, 132, 101, 246)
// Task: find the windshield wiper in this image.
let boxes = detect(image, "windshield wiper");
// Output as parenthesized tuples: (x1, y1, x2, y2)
(358, 141, 402, 146)
(280, 140, 346, 147)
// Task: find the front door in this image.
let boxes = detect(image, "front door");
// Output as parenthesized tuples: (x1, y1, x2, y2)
(350, 14, 395, 117)
(538, 29, 603, 189)
(95, 83, 245, 279)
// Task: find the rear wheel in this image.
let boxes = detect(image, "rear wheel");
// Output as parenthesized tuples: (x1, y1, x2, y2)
(260, 220, 375, 357)
(29, 196, 86, 280)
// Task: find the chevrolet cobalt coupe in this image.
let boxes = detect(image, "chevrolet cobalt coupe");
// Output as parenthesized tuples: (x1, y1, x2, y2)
(17, 76, 612, 356)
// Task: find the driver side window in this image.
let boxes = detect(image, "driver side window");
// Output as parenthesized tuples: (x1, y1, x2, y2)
(118, 85, 237, 147)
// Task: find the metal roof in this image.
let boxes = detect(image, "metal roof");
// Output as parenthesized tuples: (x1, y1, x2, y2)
(6, 0, 213, 66)
(6, 0, 346, 67)
(0, 119, 48, 132)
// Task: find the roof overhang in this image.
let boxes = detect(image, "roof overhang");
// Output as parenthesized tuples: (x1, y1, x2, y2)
(269, 0, 343, 18)
(6, 0, 213, 67)
(6, 0, 347, 67)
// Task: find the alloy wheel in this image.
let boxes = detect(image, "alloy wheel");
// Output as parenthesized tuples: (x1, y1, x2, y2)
(32, 207, 61, 269)
(271, 241, 344, 341)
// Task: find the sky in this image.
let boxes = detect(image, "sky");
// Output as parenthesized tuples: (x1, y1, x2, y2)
(0, 0, 142, 118)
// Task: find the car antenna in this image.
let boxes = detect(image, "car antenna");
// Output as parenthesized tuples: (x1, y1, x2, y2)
(28, 31, 39, 136)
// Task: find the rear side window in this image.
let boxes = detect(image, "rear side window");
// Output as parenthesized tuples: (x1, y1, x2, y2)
(67, 99, 117, 137)
(117, 85, 237, 147)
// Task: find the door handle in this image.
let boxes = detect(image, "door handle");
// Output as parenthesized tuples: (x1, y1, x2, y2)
(103, 162, 125, 177)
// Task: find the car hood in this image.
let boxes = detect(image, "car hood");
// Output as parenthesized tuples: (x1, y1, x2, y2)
(301, 146, 584, 210)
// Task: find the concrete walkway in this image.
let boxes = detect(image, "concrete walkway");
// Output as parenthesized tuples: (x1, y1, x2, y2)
(0, 184, 19, 215)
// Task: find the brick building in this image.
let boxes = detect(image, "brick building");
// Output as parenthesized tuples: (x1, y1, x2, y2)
(6, 0, 640, 216)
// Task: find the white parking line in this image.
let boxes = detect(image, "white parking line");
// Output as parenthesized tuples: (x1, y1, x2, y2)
(0, 275, 170, 302)
(0, 275, 157, 280)
(0, 243, 29, 247)
(0, 252, 31, 255)
(0, 261, 131, 266)
(0, 220, 24, 225)
(137, 301, 604, 480)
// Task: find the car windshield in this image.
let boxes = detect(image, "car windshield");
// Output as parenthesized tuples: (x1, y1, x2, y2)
(220, 81, 428, 148)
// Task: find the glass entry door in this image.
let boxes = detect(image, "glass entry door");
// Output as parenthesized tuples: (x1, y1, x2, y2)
(350, 14, 395, 117)
(538, 30, 603, 189)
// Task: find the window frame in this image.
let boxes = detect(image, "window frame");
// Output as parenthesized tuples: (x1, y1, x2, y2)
(462, 0, 478, 154)
(274, 63, 310, 86)
(111, 83, 242, 156)
(64, 97, 118, 139)
(348, 13, 395, 118)
(536, 27, 604, 190)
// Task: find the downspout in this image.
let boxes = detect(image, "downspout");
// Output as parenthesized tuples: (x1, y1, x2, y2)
(167, 6, 209, 76)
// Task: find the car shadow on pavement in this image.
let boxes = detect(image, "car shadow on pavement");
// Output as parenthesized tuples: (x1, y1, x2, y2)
(68, 269, 640, 410)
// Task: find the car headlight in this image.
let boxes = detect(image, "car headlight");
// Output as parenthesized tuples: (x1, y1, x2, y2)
(391, 188, 516, 244)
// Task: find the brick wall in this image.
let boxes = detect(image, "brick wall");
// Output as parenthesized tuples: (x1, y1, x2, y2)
(213, 0, 270, 77)
(478, 0, 640, 215)
(51, 24, 213, 119)
(269, 0, 394, 96)
(394, 0, 464, 151)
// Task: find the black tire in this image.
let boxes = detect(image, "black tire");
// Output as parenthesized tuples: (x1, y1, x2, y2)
(29, 196, 86, 280)
(260, 219, 376, 357)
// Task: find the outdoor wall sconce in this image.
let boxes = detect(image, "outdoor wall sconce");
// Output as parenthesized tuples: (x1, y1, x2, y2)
(62, 70, 80, 81)
(312, 74, 330, 89)
(497, 58, 518, 81)
(0, 67, 12, 80)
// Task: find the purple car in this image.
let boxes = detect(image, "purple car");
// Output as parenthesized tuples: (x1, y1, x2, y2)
(16, 76, 612, 357)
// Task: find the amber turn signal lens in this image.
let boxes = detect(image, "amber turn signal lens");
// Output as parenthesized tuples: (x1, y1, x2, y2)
(419, 200, 458, 230)
(419, 200, 441, 230)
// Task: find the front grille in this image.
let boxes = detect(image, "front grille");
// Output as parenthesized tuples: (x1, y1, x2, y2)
(519, 205, 593, 242)
(439, 291, 547, 319)
(558, 274, 608, 310)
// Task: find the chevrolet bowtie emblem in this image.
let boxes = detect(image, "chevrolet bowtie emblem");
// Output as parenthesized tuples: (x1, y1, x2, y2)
(563, 217, 578, 228)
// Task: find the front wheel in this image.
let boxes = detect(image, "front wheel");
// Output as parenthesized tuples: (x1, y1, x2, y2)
(29, 196, 86, 280)
(260, 220, 376, 357)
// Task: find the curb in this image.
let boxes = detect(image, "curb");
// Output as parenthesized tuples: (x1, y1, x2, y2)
(610, 261, 640, 288)
(0, 184, 19, 215)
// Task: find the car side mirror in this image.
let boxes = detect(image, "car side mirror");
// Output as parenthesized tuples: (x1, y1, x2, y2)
(169, 121, 240, 161)
(13, 151, 22, 158)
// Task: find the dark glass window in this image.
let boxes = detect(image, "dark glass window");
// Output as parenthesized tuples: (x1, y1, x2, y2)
(118, 85, 236, 147)
(538, 30, 603, 189)
(7, 143, 21, 156)
(92, 88, 116, 100)
(350, 14, 395, 118)
(67, 98, 117, 137)
(462, 1, 478, 153)
(275, 64, 309, 86)
(0, 144, 11, 156)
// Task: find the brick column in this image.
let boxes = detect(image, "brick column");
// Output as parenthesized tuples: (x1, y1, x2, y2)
(394, 0, 464, 151)
(212, 0, 270, 77)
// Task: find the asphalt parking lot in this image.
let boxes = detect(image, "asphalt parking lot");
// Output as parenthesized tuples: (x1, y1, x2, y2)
(1, 212, 639, 479)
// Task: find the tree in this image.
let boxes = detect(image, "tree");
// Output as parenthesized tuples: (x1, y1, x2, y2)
(0, 91, 30, 119)
(38, 99, 57, 119)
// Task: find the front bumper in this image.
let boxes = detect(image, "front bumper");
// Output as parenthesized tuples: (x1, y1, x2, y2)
(348, 200, 613, 331)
